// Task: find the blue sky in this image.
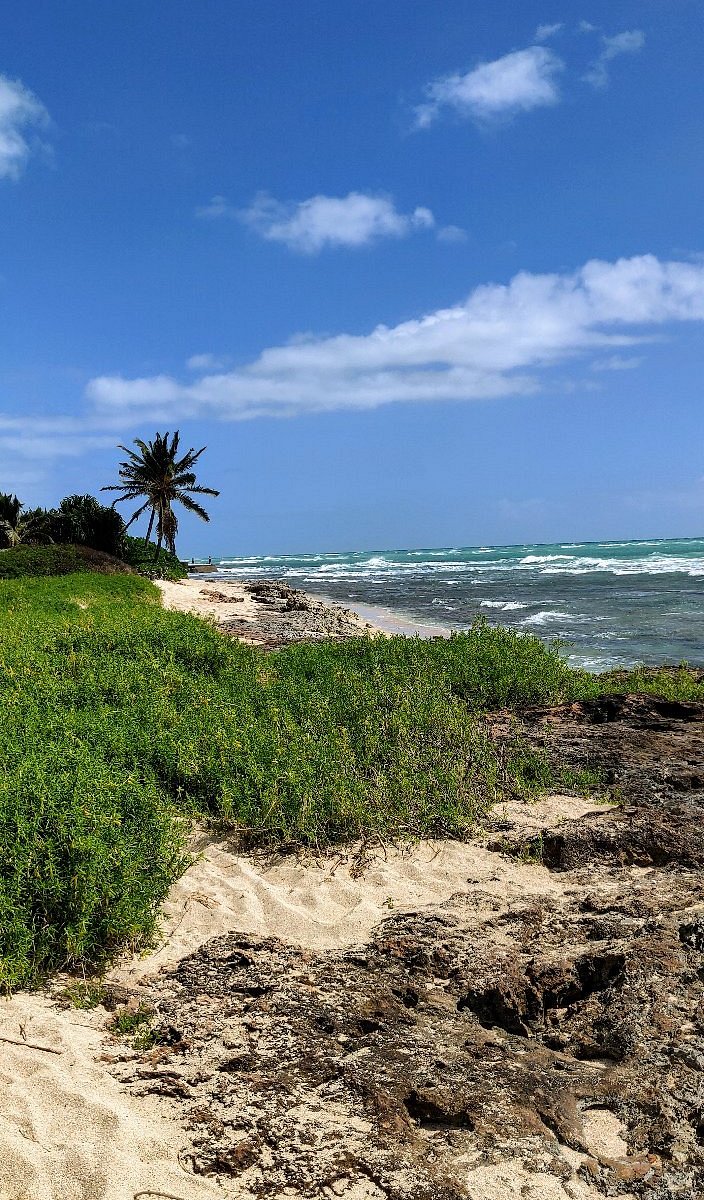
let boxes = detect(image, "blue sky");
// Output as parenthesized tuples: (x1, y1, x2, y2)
(1, 0, 703, 555)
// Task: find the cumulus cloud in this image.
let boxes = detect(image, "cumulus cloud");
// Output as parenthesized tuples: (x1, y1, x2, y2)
(0, 74, 49, 180)
(196, 194, 237, 219)
(85, 256, 704, 424)
(414, 46, 563, 128)
(186, 353, 230, 371)
(235, 191, 435, 253)
(535, 23, 563, 41)
(584, 29, 645, 88)
(437, 224, 468, 244)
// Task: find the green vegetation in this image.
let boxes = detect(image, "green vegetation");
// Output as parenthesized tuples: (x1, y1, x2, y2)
(596, 663, 704, 702)
(47, 494, 126, 558)
(102, 430, 219, 561)
(0, 544, 133, 579)
(0, 574, 568, 989)
(0, 568, 699, 990)
(123, 534, 187, 579)
(62, 979, 109, 1010)
(109, 1002, 154, 1038)
(0, 428, 219, 576)
(0, 493, 53, 549)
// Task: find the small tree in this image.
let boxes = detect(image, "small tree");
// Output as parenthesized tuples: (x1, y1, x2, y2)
(0, 494, 52, 549)
(102, 431, 219, 561)
(48, 495, 126, 558)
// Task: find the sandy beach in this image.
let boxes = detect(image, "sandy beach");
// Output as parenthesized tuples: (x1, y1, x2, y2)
(2, 581, 703, 1198)
(0, 795, 610, 1200)
(158, 574, 452, 644)
(156, 576, 379, 646)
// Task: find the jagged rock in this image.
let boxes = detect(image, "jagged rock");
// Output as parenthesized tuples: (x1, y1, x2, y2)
(107, 693, 704, 1197)
(219, 581, 371, 648)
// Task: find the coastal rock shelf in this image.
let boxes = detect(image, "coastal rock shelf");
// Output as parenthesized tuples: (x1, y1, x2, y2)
(157, 577, 373, 648)
(220, 581, 374, 648)
(109, 695, 704, 1199)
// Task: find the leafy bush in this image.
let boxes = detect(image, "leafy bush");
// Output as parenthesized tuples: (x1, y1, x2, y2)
(0, 575, 556, 985)
(0, 545, 133, 579)
(123, 535, 187, 579)
(589, 664, 704, 703)
(0, 494, 53, 548)
(46, 494, 126, 558)
(296, 622, 585, 713)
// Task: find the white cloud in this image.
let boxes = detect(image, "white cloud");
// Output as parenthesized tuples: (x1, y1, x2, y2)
(85, 256, 704, 424)
(415, 46, 563, 128)
(437, 224, 468, 244)
(591, 354, 644, 371)
(535, 23, 563, 41)
(237, 191, 435, 254)
(0, 414, 117, 460)
(186, 353, 230, 371)
(0, 74, 49, 180)
(196, 194, 237, 219)
(584, 29, 645, 88)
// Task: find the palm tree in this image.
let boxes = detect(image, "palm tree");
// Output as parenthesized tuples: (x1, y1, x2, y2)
(102, 431, 219, 561)
(0, 494, 52, 549)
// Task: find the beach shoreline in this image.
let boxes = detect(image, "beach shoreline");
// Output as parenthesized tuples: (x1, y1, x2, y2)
(3, 569, 704, 1195)
(202, 536, 704, 669)
(157, 575, 418, 645)
(179, 569, 452, 641)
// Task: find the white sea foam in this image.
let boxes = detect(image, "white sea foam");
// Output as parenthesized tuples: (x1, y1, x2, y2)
(480, 600, 529, 610)
(516, 553, 704, 577)
(568, 654, 627, 671)
(520, 610, 570, 626)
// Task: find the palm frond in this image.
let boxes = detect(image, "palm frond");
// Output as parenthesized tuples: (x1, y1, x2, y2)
(103, 429, 218, 559)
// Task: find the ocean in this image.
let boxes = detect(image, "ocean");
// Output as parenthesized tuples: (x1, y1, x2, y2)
(210, 538, 704, 670)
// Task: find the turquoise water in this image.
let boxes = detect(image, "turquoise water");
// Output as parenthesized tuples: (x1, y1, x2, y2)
(211, 538, 704, 669)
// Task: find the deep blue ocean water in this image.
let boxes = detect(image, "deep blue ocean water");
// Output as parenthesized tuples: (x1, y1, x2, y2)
(209, 538, 704, 670)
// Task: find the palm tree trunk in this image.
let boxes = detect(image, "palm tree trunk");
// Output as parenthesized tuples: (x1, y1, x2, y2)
(152, 532, 163, 563)
(144, 508, 155, 546)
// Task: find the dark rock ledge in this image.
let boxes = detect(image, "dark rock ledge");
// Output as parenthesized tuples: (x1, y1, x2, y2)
(109, 695, 704, 1198)
(220, 580, 374, 649)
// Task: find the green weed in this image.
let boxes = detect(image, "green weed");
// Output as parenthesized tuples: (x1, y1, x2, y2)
(0, 571, 695, 988)
(62, 979, 108, 1010)
(109, 1002, 153, 1037)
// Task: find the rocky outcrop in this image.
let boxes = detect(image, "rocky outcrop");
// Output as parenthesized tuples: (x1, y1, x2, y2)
(109, 694, 704, 1198)
(219, 581, 372, 648)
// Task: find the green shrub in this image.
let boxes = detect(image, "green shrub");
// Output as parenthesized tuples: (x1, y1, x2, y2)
(0, 545, 133, 579)
(123, 535, 187, 579)
(46, 495, 126, 558)
(0, 575, 557, 985)
(593, 664, 704, 702)
(2, 572, 692, 988)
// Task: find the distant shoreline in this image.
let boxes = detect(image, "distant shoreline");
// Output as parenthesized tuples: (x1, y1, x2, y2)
(307, 592, 451, 639)
(197, 537, 704, 670)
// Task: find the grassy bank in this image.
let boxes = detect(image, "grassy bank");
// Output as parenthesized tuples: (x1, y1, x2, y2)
(0, 570, 698, 988)
(0, 544, 134, 579)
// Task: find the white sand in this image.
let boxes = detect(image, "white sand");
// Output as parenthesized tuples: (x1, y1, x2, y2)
(155, 577, 262, 627)
(155, 577, 373, 638)
(0, 797, 608, 1199)
(0, 992, 222, 1200)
